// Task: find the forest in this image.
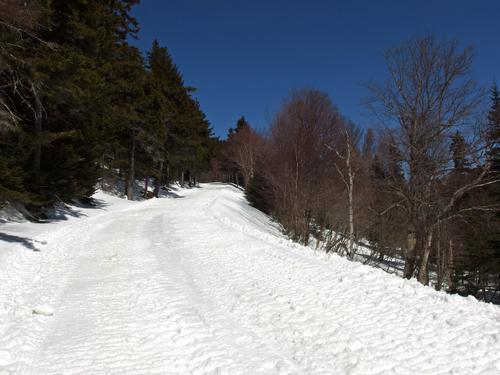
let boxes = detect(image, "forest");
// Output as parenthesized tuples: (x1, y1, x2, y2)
(0, 0, 217, 214)
(210, 40, 500, 302)
(1, 1, 499, 302)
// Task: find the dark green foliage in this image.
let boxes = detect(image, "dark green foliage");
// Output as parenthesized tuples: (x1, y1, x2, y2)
(450, 132, 468, 170)
(146, 40, 215, 182)
(487, 83, 500, 173)
(0, 0, 216, 215)
(21, 0, 142, 209)
(0, 132, 29, 204)
(484, 84, 500, 280)
(451, 227, 500, 302)
(487, 84, 500, 140)
(228, 116, 249, 136)
(447, 84, 500, 302)
(246, 159, 273, 214)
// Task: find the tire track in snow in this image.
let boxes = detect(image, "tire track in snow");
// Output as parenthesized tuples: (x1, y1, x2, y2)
(1, 184, 499, 374)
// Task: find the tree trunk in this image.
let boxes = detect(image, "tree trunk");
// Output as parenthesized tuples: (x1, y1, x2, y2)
(32, 83, 43, 174)
(100, 153, 105, 190)
(347, 145, 355, 259)
(126, 130, 135, 200)
(446, 239, 454, 291)
(404, 225, 417, 279)
(181, 171, 185, 187)
(243, 172, 250, 189)
(417, 229, 433, 284)
(154, 160, 163, 198)
(436, 229, 442, 291)
(330, 133, 356, 259)
(143, 176, 149, 198)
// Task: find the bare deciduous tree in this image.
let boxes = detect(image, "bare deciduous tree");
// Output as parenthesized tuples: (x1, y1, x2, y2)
(263, 88, 346, 245)
(326, 124, 361, 258)
(223, 117, 263, 188)
(367, 35, 498, 283)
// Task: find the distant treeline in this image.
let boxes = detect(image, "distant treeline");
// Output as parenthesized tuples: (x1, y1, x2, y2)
(209, 36, 500, 302)
(0, 0, 217, 214)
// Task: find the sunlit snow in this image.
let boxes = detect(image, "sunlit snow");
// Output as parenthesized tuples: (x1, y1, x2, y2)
(0, 184, 499, 374)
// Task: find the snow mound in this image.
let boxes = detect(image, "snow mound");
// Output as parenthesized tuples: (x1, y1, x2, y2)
(0, 202, 28, 223)
(32, 304, 54, 317)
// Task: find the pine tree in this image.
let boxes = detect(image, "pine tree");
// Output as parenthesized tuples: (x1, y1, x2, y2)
(0, 132, 29, 204)
(146, 42, 215, 184)
(0, 0, 142, 211)
(143, 40, 173, 195)
(28, 0, 142, 207)
(0, 1, 40, 205)
(450, 131, 468, 170)
(484, 83, 500, 294)
(246, 158, 273, 214)
(487, 83, 500, 172)
(0, 1, 215, 213)
(452, 83, 500, 301)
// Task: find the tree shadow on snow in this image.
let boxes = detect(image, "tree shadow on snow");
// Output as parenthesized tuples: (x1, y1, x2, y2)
(157, 186, 185, 199)
(164, 191, 184, 199)
(0, 232, 44, 252)
(40, 198, 110, 222)
(41, 203, 88, 222)
(74, 197, 110, 210)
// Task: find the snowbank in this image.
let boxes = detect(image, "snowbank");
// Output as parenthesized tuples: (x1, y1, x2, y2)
(0, 183, 498, 374)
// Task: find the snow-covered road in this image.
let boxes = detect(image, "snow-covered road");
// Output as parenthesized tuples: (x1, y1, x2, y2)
(1, 183, 499, 374)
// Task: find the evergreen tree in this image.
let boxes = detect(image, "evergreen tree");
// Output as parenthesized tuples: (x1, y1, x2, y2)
(29, 0, 142, 207)
(487, 83, 500, 172)
(0, 0, 39, 205)
(450, 131, 468, 170)
(246, 158, 273, 214)
(0, 0, 143, 212)
(484, 83, 500, 295)
(144, 39, 173, 193)
(146, 41, 215, 184)
(451, 84, 500, 301)
(0, 1, 217, 212)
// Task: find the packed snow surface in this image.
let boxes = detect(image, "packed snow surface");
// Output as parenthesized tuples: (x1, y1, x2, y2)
(1, 183, 499, 374)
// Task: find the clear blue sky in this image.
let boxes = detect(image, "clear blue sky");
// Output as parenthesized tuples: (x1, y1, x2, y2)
(130, 0, 500, 138)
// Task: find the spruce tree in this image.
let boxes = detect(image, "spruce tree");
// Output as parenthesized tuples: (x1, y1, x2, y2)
(487, 83, 500, 172)
(0, 1, 39, 205)
(450, 131, 468, 170)
(0, 0, 216, 213)
(33, 0, 142, 206)
(485, 83, 500, 291)
(453, 84, 500, 300)
(146, 41, 215, 184)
